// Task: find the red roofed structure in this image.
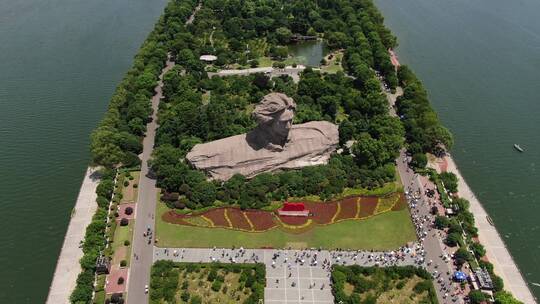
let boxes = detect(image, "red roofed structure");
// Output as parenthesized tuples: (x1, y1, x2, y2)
(277, 202, 309, 217)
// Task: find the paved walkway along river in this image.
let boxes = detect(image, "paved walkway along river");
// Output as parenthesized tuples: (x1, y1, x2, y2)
(443, 156, 536, 303)
(46, 168, 100, 304)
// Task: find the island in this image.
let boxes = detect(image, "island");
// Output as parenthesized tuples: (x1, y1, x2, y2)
(53, 1, 533, 304)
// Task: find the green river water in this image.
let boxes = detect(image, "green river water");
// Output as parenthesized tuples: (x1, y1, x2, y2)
(0, 0, 167, 302)
(0, 0, 539, 302)
(374, 0, 540, 299)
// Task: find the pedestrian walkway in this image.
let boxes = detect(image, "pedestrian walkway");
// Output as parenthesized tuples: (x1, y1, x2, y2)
(46, 167, 100, 304)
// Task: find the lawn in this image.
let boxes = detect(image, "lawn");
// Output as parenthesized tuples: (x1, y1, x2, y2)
(155, 202, 416, 250)
(120, 171, 140, 204)
(112, 221, 133, 265)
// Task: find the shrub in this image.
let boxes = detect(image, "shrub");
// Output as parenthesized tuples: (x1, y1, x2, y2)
(173, 201, 186, 209)
(470, 242, 486, 259)
(211, 280, 222, 291)
(124, 240, 130, 246)
(440, 172, 458, 193)
(128, 175, 134, 180)
(445, 233, 461, 247)
(190, 296, 202, 304)
(120, 218, 129, 226)
(117, 277, 124, 285)
(411, 153, 427, 169)
(181, 291, 190, 301)
(249, 60, 259, 68)
(434, 216, 450, 229)
(123, 180, 129, 187)
(161, 192, 180, 202)
(468, 290, 487, 304)
(133, 184, 138, 188)
(120, 260, 127, 267)
(111, 293, 122, 303)
(124, 207, 133, 215)
(454, 248, 472, 265)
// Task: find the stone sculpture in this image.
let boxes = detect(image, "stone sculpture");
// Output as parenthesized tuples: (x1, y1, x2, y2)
(186, 92, 339, 180)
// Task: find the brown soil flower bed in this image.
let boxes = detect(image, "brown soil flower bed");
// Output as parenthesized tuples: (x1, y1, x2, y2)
(358, 196, 378, 218)
(306, 202, 338, 224)
(391, 193, 407, 211)
(245, 210, 276, 231)
(335, 197, 358, 221)
(227, 208, 252, 230)
(162, 211, 193, 226)
(204, 208, 230, 228)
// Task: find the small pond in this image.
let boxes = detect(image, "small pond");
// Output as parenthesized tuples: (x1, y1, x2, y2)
(287, 40, 329, 67)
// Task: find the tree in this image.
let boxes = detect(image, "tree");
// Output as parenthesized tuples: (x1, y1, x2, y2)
(468, 290, 488, 304)
(494, 291, 523, 304)
(445, 233, 461, 247)
(275, 27, 292, 44)
(191, 181, 216, 206)
(440, 172, 458, 193)
(454, 247, 472, 265)
(470, 242, 486, 259)
(410, 153, 427, 169)
(434, 216, 450, 229)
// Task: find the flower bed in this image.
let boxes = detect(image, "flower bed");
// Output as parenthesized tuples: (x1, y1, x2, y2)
(358, 196, 378, 218)
(160, 193, 407, 233)
(245, 210, 276, 231)
(203, 208, 230, 228)
(391, 193, 407, 211)
(278, 215, 310, 226)
(334, 197, 358, 221)
(227, 208, 252, 231)
(307, 202, 338, 224)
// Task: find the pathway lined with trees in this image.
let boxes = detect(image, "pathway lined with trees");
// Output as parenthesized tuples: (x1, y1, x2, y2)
(126, 3, 201, 303)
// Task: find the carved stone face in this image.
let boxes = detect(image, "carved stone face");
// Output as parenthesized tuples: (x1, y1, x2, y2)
(271, 104, 295, 138)
(253, 93, 297, 144)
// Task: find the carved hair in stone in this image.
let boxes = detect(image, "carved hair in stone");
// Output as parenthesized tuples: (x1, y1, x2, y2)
(250, 93, 297, 151)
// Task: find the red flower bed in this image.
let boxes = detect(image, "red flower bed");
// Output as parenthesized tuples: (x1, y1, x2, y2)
(161, 211, 193, 226)
(245, 210, 276, 231)
(204, 208, 229, 228)
(335, 197, 358, 221)
(227, 208, 252, 230)
(358, 196, 378, 218)
(306, 202, 338, 224)
(278, 215, 309, 226)
(391, 193, 407, 211)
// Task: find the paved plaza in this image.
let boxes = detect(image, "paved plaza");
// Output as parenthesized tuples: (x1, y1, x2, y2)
(154, 247, 421, 304)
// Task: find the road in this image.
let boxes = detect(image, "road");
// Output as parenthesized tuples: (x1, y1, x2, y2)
(207, 65, 312, 83)
(125, 4, 200, 303)
(385, 87, 465, 304)
(125, 56, 174, 303)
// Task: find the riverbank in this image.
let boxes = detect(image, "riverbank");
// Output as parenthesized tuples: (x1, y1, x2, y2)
(433, 156, 537, 304)
(46, 167, 100, 304)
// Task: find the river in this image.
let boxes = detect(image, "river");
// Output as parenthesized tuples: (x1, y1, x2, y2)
(374, 0, 540, 299)
(1, 0, 539, 302)
(0, 0, 168, 302)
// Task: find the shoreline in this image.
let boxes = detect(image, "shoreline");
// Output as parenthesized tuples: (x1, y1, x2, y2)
(46, 167, 100, 304)
(390, 48, 535, 303)
(441, 155, 537, 304)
